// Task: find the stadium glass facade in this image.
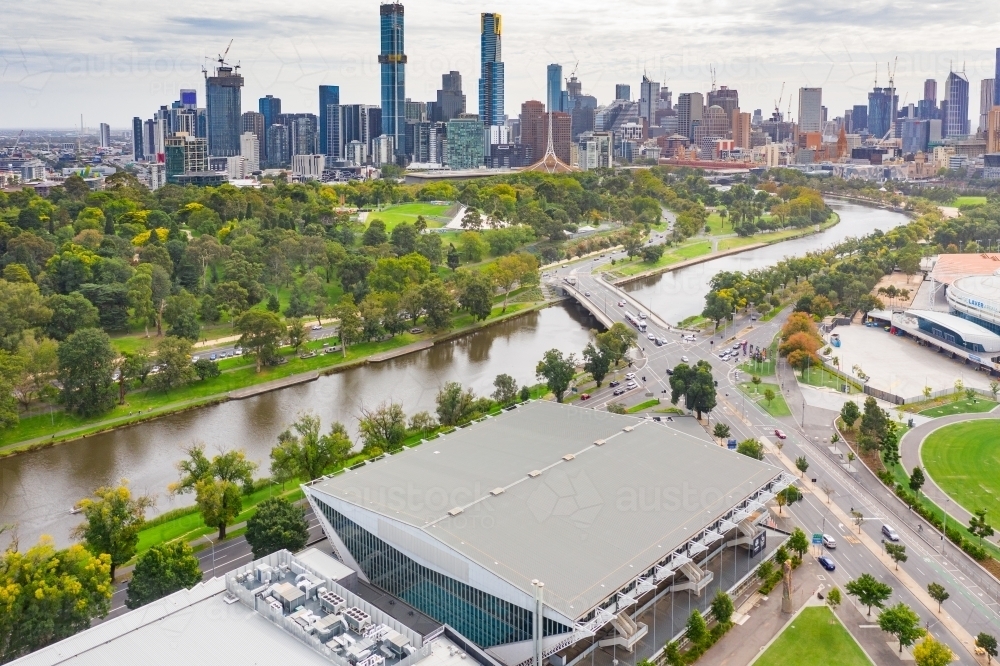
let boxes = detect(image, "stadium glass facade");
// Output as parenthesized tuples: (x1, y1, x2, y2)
(315, 498, 571, 648)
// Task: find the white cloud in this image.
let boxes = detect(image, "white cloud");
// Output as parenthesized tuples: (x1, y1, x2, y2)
(1, 0, 998, 128)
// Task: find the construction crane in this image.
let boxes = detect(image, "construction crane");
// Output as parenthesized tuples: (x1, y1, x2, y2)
(880, 57, 899, 142)
(204, 40, 238, 77)
(709, 64, 717, 92)
(773, 82, 785, 121)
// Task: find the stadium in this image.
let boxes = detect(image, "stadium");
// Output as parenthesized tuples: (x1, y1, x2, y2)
(303, 401, 792, 666)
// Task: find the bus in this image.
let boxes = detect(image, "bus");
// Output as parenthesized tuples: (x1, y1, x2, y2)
(625, 312, 647, 332)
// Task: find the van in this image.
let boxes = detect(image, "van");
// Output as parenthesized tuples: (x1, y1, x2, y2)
(881, 525, 900, 542)
(625, 372, 636, 380)
(638, 311, 647, 319)
(822, 534, 836, 549)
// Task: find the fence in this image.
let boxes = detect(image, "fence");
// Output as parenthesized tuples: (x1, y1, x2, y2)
(903, 386, 996, 404)
(863, 384, 905, 405)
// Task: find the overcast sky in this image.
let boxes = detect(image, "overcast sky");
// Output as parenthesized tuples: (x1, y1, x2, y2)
(2, 0, 999, 130)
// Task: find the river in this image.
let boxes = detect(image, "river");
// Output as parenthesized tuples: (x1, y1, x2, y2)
(0, 201, 907, 548)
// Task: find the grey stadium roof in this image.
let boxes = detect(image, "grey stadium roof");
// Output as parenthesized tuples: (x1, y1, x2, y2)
(309, 401, 781, 621)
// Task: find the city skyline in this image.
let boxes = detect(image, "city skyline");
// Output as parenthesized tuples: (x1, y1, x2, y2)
(3, 0, 1000, 129)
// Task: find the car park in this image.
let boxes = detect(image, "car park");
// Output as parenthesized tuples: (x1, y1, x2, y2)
(774, 429, 786, 439)
(881, 525, 900, 542)
(822, 534, 836, 549)
(818, 556, 836, 571)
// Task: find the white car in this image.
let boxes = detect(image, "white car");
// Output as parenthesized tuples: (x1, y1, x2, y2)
(681, 356, 689, 363)
(684, 334, 696, 342)
(647, 333, 656, 340)
(312, 324, 323, 331)
(625, 372, 636, 380)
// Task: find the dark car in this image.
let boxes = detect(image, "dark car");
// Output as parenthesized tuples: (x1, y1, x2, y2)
(818, 556, 836, 571)
(609, 380, 620, 387)
(613, 387, 626, 396)
(665, 368, 673, 375)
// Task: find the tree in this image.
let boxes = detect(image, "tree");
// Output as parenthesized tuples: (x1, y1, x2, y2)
(710, 589, 734, 625)
(0, 538, 112, 663)
(536, 349, 576, 403)
(713, 423, 731, 440)
(125, 542, 202, 609)
(926, 582, 949, 613)
(492, 373, 519, 406)
(436, 382, 477, 426)
(763, 387, 776, 406)
(969, 509, 995, 546)
(70, 481, 152, 582)
(461, 207, 483, 230)
(446, 243, 461, 271)
(215, 280, 250, 323)
(362, 219, 388, 246)
(45, 292, 99, 341)
(126, 265, 156, 336)
(334, 294, 363, 357)
(827, 586, 842, 610)
(908, 467, 925, 498)
(520, 385, 531, 402)
(840, 400, 860, 430)
(751, 374, 762, 393)
(358, 401, 408, 452)
(458, 271, 494, 321)
(148, 336, 197, 392)
(685, 609, 708, 646)
(885, 542, 907, 570)
(664, 641, 682, 666)
(641, 244, 665, 263)
(162, 290, 200, 341)
(236, 310, 284, 372)
(12, 335, 58, 410)
(596, 323, 637, 366)
(245, 497, 310, 559)
(977, 633, 998, 664)
(775, 491, 788, 515)
(736, 438, 764, 460)
(582, 343, 611, 387)
(991, 381, 1000, 402)
(58, 328, 118, 416)
(668, 360, 717, 419)
(795, 455, 809, 476)
(485, 253, 538, 313)
(270, 412, 353, 482)
(193, 358, 221, 380)
(420, 279, 455, 331)
(460, 231, 489, 262)
(912, 636, 953, 666)
(788, 527, 809, 558)
(845, 573, 893, 616)
(286, 317, 308, 353)
(878, 602, 925, 654)
(170, 444, 257, 540)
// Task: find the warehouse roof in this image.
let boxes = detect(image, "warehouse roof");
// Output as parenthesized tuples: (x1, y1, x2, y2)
(308, 401, 781, 621)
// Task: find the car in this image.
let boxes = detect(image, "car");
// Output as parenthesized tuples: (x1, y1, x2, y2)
(209, 353, 217, 361)
(312, 324, 323, 331)
(732, 343, 741, 350)
(626, 381, 637, 389)
(609, 380, 620, 387)
(751, 315, 758, 321)
(681, 356, 689, 363)
(613, 387, 626, 396)
(818, 556, 836, 571)
(625, 372, 636, 380)
(191, 355, 199, 362)
(881, 525, 900, 542)
(774, 429, 786, 439)
(719, 352, 729, 359)
(654, 338, 663, 346)
(585, 291, 591, 297)
(233, 347, 243, 355)
(665, 367, 673, 375)
(683, 334, 696, 341)
(647, 333, 656, 340)
(618, 301, 625, 307)
(580, 393, 591, 400)
(822, 534, 837, 549)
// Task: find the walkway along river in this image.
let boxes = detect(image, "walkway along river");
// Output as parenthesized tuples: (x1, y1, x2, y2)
(0, 201, 907, 547)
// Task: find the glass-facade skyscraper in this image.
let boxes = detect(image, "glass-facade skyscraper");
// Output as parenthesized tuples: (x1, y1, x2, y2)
(379, 3, 406, 163)
(132, 117, 145, 161)
(944, 70, 969, 137)
(867, 87, 896, 140)
(546, 64, 563, 112)
(319, 85, 340, 157)
(479, 13, 504, 127)
(995, 48, 1000, 106)
(204, 65, 243, 157)
(259, 95, 281, 162)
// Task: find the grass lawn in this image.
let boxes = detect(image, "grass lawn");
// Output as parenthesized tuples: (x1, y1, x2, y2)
(737, 381, 791, 417)
(363, 202, 453, 230)
(918, 397, 997, 418)
(954, 196, 988, 207)
(799, 365, 862, 393)
(704, 212, 731, 235)
(922, 419, 1000, 523)
(627, 399, 660, 413)
(755, 606, 871, 666)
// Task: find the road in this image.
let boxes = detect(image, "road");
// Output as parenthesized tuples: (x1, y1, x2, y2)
(545, 227, 998, 663)
(195, 323, 340, 361)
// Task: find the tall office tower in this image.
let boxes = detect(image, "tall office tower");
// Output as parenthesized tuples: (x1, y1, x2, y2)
(205, 62, 244, 157)
(988, 106, 1000, 153)
(851, 104, 868, 133)
(707, 86, 739, 125)
(676, 92, 703, 140)
(284, 114, 318, 155)
(995, 48, 1000, 106)
(944, 70, 970, 137)
(479, 13, 505, 127)
(241, 111, 265, 158)
(445, 115, 486, 169)
(99, 123, 111, 148)
(639, 76, 660, 128)
(546, 64, 563, 112)
(379, 2, 406, 163)
(433, 71, 466, 123)
(131, 117, 145, 161)
(519, 100, 546, 163)
(143, 119, 156, 158)
(259, 95, 281, 162)
(405, 99, 426, 121)
(797, 87, 823, 132)
(179, 89, 197, 108)
(867, 88, 897, 139)
(319, 85, 340, 157)
(924, 79, 937, 106)
(615, 84, 631, 101)
(266, 124, 290, 166)
(732, 110, 751, 150)
(566, 75, 582, 98)
(239, 132, 260, 172)
(980, 79, 995, 133)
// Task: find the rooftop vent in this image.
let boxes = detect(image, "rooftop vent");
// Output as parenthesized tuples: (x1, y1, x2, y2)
(528, 470, 542, 478)
(594, 439, 606, 446)
(448, 507, 464, 517)
(490, 487, 505, 496)
(623, 426, 634, 432)
(562, 453, 576, 461)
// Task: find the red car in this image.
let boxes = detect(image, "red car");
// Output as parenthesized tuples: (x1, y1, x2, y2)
(774, 429, 787, 440)
(580, 393, 591, 401)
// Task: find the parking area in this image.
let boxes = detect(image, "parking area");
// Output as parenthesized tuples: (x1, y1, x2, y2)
(830, 324, 995, 398)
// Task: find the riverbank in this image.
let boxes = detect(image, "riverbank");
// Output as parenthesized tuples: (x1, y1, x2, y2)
(0, 299, 554, 459)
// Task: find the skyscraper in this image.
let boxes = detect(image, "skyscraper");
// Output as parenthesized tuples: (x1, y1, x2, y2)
(520, 100, 546, 163)
(924, 79, 937, 105)
(676, 93, 703, 140)
(707, 86, 739, 125)
(240, 132, 260, 172)
(639, 76, 660, 128)
(205, 63, 244, 157)
(432, 72, 465, 123)
(995, 48, 1000, 106)
(319, 85, 340, 157)
(615, 84, 631, 101)
(379, 3, 406, 163)
(132, 117, 144, 161)
(98, 123, 111, 148)
(944, 70, 969, 137)
(242, 111, 265, 159)
(867, 87, 897, 139)
(259, 95, 281, 162)
(981, 79, 995, 133)
(479, 13, 504, 127)
(797, 87, 823, 132)
(851, 105, 868, 133)
(547, 64, 563, 112)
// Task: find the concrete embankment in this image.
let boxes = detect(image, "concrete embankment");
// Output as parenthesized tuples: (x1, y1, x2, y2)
(228, 371, 320, 399)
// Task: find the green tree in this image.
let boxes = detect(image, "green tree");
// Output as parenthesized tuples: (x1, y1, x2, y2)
(245, 497, 310, 559)
(58, 328, 118, 416)
(582, 342, 612, 387)
(827, 586, 842, 609)
(795, 455, 809, 476)
(685, 609, 708, 646)
(71, 481, 153, 582)
(358, 401, 408, 452)
(446, 243, 461, 271)
(148, 336, 196, 391)
(736, 438, 764, 460)
(435, 382, 477, 426)
(334, 294, 363, 357)
(519, 385, 531, 402)
(840, 400, 861, 430)
(664, 641, 682, 666)
(788, 527, 809, 558)
(44, 292, 99, 341)
(162, 290, 201, 341)
(969, 509, 995, 546)
(909, 467, 925, 498)
(362, 219, 388, 246)
(977, 633, 998, 664)
(492, 373, 519, 406)
(641, 244, 665, 263)
(458, 271, 494, 321)
(845, 573, 893, 616)
(713, 422, 731, 440)
(913, 636, 954, 666)
(126, 264, 156, 336)
(420, 279, 455, 331)
(235, 310, 284, 372)
(926, 582, 949, 613)
(763, 387, 775, 406)
(751, 374, 762, 393)
(125, 542, 202, 609)
(878, 602, 925, 654)
(460, 231, 488, 262)
(607, 402, 627, 414)
(170, 444, 258, 540)
(710, 589, 734, 625)
(0, 539, 112, 663)
(885, 542, 907, 570)
(668, 360, 716, 419)
(270, 412, 353, 482)
(286, 317, 308, 353)
(536, 349, 576, 403)
(193, 358, 221, 380)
